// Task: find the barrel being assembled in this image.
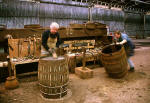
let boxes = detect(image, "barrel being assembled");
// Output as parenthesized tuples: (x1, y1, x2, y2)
(101, 44, 128, 78)
(38, 56, 69, 99)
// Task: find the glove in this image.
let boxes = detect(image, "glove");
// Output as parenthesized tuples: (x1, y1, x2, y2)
(110, 43, 115, 45)
(48, 48, 57, 58)
(48, 48, 52, 53)
(48, 48, 55, 53)
(110, 42, 121, 45)
(116, 42, 121, 45)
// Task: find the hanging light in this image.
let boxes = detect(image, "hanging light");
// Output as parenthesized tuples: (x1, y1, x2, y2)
(111, 5, 122, 11)
(19, 0, 35, 2)
(94, 2, 109, 9)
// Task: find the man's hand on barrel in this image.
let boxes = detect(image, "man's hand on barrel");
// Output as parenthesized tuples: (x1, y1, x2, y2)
(110, 42, 122, 46)
(48, 48, 57, 58)
(116, 42, 121, 45)
(48, 48, 52, 53)
(52, 52, 57, 59)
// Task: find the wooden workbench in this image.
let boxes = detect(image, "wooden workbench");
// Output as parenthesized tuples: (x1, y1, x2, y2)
(10, 59, 39, 77)
(66, 50, 102, 73)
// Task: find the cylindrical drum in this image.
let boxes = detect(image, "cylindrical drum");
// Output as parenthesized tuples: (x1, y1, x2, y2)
(38, 56, 69, 99)
(101, 44, 128, 78)
(66, 54, 76, 73)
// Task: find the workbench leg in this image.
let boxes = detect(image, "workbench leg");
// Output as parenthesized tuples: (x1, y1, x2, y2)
(11, 63, 16, 77)
(14, 67, 16, 77)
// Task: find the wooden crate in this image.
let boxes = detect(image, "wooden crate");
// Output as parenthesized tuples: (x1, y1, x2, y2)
(63, 40, 95, 52)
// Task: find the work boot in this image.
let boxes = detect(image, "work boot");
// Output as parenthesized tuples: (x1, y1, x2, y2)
(128, 67, 135, 72)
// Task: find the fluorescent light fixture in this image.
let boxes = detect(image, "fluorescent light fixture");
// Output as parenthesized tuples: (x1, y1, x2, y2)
(94, 4, 109, 9)
(94, 4, 122, 11)
(20, 0, 35, 2)
(111, 7, 122, 11)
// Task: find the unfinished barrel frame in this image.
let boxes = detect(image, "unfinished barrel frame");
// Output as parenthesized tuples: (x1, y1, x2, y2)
(38, 56, 69, 99)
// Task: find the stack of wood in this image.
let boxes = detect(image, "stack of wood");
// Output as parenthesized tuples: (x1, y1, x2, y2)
(58, 22, 107, 38)
(0, 24, 6, 30)
(24, 24, 42, 29)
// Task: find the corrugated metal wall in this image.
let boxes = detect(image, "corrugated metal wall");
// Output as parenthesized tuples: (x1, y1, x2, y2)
(125, 12, 143, 36)
(92, 8, 125, 32)
(124, 12, 150, 37)
(0, 0, 150, 36)
(39, 3, 88, 27)
(0, 0, 40, 28)
(145, 15, 150, 36)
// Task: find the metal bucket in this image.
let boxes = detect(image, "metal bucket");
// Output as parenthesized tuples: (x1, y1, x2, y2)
(38, 56, 69, 99)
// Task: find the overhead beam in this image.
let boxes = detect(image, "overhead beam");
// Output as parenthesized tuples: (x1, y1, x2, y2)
(131, 0, 150, 5)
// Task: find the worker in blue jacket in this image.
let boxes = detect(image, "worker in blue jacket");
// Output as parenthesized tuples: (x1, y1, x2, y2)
(41, 22, 61, 58)
(114, 30, 135, 72)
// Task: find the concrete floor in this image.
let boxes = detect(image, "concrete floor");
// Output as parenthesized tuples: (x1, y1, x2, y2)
(0, 38, 150, 103)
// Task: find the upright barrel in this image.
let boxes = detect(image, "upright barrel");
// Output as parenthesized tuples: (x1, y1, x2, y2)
(38, 56, 69, 99)
(101, 44, 128, 78)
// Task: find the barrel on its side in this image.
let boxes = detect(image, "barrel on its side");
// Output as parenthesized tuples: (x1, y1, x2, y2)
(38, 56, 69, 99)
(101, 44, 128, 78)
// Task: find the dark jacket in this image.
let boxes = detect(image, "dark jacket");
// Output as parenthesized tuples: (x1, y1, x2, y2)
(42, 30, 61, 51)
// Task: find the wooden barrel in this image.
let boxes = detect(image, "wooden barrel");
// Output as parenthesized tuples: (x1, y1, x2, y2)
(66, 54, 76, 73)
(101, 44, 128, 78)
(38, 56, 69, 99)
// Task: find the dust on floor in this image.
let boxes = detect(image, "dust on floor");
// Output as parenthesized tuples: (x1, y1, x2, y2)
(0, 45, 150, 103)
